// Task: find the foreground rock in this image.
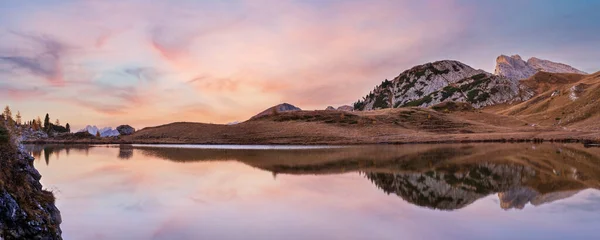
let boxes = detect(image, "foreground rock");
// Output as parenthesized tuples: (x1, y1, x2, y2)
(0, 124, 62, 239)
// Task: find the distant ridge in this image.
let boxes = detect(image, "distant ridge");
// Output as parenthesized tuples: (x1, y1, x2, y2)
(495, 54, 587, 81)
(250, 103, 301, 119)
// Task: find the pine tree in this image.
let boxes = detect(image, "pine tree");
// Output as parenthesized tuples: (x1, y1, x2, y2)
(3, 106, 11, 121)
(95, 131, 101, 137)
(15, 111, 22, 125)
(36, 116, 43, 130)
(44, 113, 50, 131)
(66, 123, 70, 133)
(32, 120, 39, 131)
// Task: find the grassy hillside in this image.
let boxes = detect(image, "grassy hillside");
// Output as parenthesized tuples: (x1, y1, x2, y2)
(118, 105, 595, 145)
(492, 71, 600, 130)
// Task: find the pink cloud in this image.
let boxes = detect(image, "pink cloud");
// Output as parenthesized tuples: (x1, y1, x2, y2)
(0, 0, 469, 128)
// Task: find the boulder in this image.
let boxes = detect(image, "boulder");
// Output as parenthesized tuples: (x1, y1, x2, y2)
(325, 106, 336, 110)
(116, 125, 135, 136)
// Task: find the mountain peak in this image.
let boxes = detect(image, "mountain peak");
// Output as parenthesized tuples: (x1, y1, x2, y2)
(354, 59, 527, 110)
(526, 57, 587, 75)
(495, 54, 586, 81)
(251, 103, 301, 119)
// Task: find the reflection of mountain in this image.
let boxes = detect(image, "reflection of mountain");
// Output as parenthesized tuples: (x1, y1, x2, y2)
(365, 163, 536, 210)
(24, 143, 600, 211)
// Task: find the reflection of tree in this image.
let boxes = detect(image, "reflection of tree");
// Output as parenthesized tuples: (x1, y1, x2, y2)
(43, 147, 54, 165)
(22, 143, 600, 211)
(24, 144, 94, 166)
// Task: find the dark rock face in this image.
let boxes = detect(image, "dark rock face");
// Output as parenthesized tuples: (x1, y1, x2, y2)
(0, 145, 62, 239)
(116, 125, 136, 136)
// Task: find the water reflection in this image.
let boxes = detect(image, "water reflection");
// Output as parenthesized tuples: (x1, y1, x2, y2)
(25, 143, 600, 211)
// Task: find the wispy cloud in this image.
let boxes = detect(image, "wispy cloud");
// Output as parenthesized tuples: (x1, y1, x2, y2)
(1, 0, 597, 128)
(0, 32, 69, 85)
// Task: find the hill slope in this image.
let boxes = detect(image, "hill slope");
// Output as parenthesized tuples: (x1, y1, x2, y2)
(492, 71, 600, 130)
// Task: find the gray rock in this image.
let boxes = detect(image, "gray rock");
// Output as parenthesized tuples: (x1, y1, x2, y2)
(355, 60, 531, 110)
(251, 103, 302, 119)
(116, 125, 135, 136)
(336, 105, 354, 111)
(495, 54, 587, 81)
(0, 144, 62, 239)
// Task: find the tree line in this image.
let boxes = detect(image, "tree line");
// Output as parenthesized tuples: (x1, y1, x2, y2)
(2, 105, 70, 133)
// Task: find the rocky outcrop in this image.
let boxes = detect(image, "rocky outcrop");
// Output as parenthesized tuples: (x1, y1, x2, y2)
(354, 60, 532, 110)
(18, 128, 48, 142)
(250, 103, 301, 119)
(0, 124, 62, 239)
(495, 54, 587, 81)
(494, 55, 538, 81)
(527, 57, 587, 75)
(336, 105, 354, 111)
(116, 125, 135, 136)
(325, 105, 353, 111)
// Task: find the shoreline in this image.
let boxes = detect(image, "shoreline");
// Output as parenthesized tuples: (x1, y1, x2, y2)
(22, 136, 599, 146)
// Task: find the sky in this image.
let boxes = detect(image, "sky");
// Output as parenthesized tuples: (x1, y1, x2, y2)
(1, 0, 599, 130)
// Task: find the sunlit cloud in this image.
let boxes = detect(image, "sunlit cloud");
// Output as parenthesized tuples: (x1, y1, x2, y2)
(0, 0, 597, 129)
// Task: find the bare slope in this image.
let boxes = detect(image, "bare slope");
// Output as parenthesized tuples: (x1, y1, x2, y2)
(122, 104, 595, 145)
(492, 71, 600, 130)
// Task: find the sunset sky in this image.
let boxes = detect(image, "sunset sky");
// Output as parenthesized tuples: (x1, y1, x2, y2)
(1, 0, 599, 130)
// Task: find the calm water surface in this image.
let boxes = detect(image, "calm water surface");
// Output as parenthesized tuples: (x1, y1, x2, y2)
(25, 144, 600, 240)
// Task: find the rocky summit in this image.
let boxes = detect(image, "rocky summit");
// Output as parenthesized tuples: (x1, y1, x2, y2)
(250, 103, 301, 119)
(354, 60, 532, 110)
(495, 54, 587, 81)
(355, 54, 588, 111)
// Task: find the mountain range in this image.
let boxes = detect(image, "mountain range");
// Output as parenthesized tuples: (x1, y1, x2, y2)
(77, 125, 120, 137)
(354, 54, 586, 110)
(30, 53, 599, 145)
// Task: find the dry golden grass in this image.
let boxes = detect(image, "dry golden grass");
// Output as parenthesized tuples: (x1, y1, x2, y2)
(490, 71, 600, 133)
